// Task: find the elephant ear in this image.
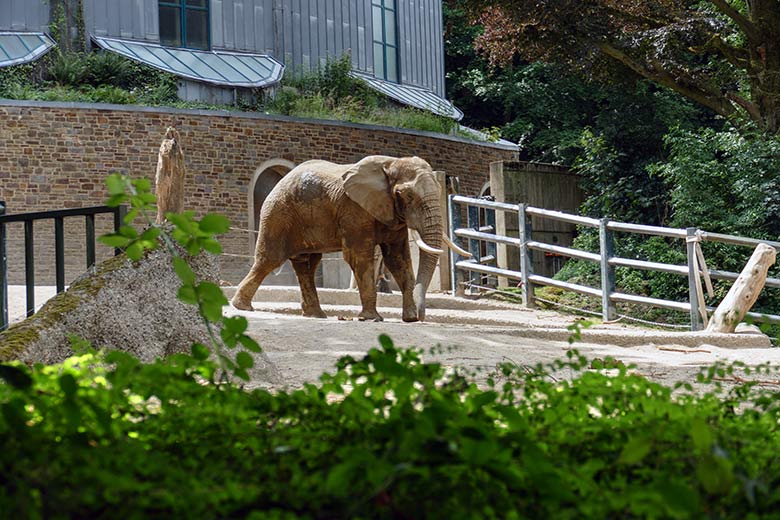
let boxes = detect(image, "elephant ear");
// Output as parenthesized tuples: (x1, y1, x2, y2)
(342, 155, 397, 225)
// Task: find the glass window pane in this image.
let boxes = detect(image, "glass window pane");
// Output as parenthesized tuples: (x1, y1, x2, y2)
(385, 0, 395, 9)
(159, 6, 182, 47)
(372, 6, 383, 41)
(186, 0, 208, 7)
(371, 0, 381, 5)
(384, 10, 396, 46)
(373, 43, 384, 78)
(386, 48, 397, 82)
(186, 9, 209, 49)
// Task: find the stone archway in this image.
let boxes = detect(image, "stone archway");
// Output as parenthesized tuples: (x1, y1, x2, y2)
(248, 159, 297, 286)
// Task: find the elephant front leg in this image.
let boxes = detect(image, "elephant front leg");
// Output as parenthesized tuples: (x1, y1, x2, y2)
(381, 242, 418, 322)
(343, 245, 383, 322)
(291, 254, 327, 318)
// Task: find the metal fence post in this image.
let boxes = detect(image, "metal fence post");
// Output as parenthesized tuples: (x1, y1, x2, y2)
(599, 218, 617, 322)
(686, 227, 703, 331)
(24, 220, 35, 317)
(0, 201, 7, 331)
(518, 203, 534, 308)
(466, 204, 480, 292)
(85, 214, 96, 269)
(54, 217, 65, 293)
(448, 195, 464, 296)
(113, 205, 127, 256)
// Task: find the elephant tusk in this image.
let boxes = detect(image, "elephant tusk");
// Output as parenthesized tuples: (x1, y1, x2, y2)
(442, 233, 473, 258)
(411, 230, 445, 255)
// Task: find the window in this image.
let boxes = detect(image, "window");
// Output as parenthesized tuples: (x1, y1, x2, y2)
(159, 0, 209, 50)
(371, 0, 398, 82)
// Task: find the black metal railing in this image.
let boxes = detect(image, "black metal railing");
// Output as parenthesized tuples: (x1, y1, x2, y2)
(0, 203, 127, 331)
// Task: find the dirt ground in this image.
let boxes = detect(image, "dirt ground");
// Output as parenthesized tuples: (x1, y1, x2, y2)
(224, 289, 780, 391)
(10, 285, 780, 390)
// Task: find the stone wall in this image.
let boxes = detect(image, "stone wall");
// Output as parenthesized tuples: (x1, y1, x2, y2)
(0, 100, 517, 290)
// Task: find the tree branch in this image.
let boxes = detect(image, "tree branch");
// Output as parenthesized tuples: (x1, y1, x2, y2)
(708, 0, 761, 43)
(708, 35, 753, 70)
(598, 42, 737, 119)
(725, 91, 763, 123)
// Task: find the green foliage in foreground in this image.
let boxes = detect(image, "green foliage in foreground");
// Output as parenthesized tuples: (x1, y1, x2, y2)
(3, 337, 780, 518)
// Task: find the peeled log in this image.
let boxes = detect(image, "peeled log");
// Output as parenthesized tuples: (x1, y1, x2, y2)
(706, 243, 777, 333)
(155, 127, 186, 224)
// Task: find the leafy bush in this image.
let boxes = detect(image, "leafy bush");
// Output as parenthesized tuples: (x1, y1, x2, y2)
(5, 338, 780, 518)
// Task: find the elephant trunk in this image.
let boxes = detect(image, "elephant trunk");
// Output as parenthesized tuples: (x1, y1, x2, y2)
(413, 197, 443, 322)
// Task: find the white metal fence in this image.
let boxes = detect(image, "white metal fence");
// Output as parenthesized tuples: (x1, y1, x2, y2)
(447, 194, 780, 331)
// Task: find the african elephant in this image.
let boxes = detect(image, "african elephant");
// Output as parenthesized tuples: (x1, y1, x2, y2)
(231, 155, 470, 322)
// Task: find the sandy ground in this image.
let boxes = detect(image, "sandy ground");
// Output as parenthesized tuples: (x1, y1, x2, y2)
(224, 290, 780, 390)
(8, 285, 780, 390)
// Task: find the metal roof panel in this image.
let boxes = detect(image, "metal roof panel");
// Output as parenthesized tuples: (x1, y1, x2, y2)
(351, 72, 464, 121)
(0, 32, 55, 68)
(92, 35, 284, 88)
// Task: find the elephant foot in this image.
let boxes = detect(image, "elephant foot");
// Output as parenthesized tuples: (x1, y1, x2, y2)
(231, 295, 255, 311)
(402, 315, 419, 323)
(402, 306, 418, 323)
(358, 310, 384, 322)
(302, 308, 328, 319)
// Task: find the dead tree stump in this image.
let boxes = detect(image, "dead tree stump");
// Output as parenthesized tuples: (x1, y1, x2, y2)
(155, 127, 186, 224)
(706, 243, 777, 333)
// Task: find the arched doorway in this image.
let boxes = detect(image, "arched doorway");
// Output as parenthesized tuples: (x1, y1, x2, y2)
(248, 159, 297, 286)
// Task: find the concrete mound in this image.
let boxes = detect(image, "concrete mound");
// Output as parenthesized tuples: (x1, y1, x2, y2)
(0, 247, 281, 387)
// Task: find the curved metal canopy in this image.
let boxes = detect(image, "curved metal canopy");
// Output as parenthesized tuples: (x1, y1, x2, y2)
(0, 32, 55, 68)
(351, 72, 464, 121)
(92, 35, 284, 89)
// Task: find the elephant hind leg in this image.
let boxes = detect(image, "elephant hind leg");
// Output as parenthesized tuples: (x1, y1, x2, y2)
(291, 254, 327, 318)
(231, 253, 287, 311)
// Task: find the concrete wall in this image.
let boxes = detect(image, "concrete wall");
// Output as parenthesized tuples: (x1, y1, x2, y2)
(0, 100, 516, 292)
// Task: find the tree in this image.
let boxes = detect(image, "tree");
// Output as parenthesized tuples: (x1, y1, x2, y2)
(465, 0, 780, 133)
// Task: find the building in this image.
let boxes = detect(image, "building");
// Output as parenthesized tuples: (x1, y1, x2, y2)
(0, 0, 461, 118)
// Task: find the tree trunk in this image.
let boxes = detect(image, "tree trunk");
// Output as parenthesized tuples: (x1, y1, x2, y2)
(155, 127, 186, 224)
(748, 0, 780, 133)
(706, 243, 776, 333)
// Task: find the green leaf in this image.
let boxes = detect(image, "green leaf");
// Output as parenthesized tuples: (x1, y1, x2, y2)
(106, 194, 128, 207)
(200, 238, 222, 255)
(0, 364, 33, 390)
(133, 178, 152, 193)
(199, 214, 231, 234)
(655, 481, 700, 517)
(378, 334, 394, 350)
(105, 174, 127, 196)
(177, 285, 198, 305)
(690, 419, 712, 451)
(191, 343, 210, 361)
(59, 373, 78, 398)
(236, 351, 254, 370)
(200, 302, 224, 323)
(618, 436, 652, 465)
(119, 225, 138, 239)
(98, 234, 131, 248)
(198, 282, 228, 306)
(173, 257, 196, 285)
(125, 242, 144, 261)
(238, 335, 262, 353)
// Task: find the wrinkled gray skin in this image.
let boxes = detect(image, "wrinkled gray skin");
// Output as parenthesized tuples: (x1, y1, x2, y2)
(232, 156, 443, 322)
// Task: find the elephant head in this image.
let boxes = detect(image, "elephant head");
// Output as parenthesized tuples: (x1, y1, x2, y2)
(342, 155, 445, 321)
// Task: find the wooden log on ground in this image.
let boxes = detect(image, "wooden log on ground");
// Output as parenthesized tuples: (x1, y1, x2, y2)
(155, 127, 186, 224)
(706, 243, 777, 333)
